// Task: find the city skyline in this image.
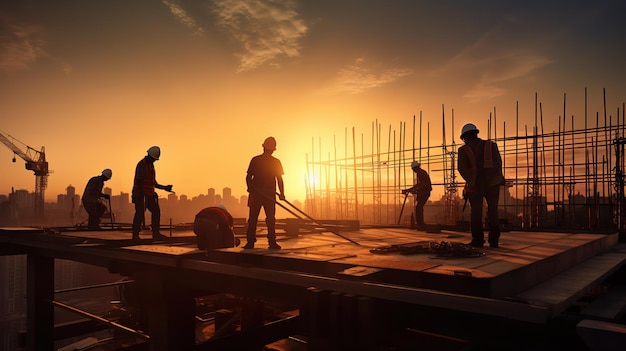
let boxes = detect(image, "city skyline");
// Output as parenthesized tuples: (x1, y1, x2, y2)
(0, 181, 305, 226)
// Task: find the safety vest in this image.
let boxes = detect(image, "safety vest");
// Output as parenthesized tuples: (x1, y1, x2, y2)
(462, 139, 503, 192)
(134, 158, 156, 196)
(480, 140, 495, 168)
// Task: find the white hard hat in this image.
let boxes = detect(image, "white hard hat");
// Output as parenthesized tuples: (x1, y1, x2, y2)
(147, 146, 161, 160)
(262, 137, 277, 150)
(411, 161, 420, 169)
(101, 168, 112, 180)
(460, 123, 479, 139)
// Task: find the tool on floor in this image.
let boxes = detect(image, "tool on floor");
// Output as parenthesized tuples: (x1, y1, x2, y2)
(277, 193, 361, 246)
(253, 192, 360, 245)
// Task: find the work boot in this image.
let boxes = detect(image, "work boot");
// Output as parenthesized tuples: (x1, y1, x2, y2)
(152, 233, 168, 241)
(242, 242, 255, 249)
(268, 242, 282, 250)
(488, 234, 500, 248)
(468, 240, 484, 248)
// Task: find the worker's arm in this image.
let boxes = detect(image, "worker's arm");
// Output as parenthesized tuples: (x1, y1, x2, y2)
(277, 175, 285, 200)
(457, 145, 476, 187)
(402, 184, 418, 194)
(155, 181, 173, 192)
(246, 173, 254, 193)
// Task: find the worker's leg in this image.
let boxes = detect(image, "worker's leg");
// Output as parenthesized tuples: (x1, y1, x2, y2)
(468, 191, 485, 247)
(485, 186, 501, 247)
(145, 195, 162, 238)
(263, 198, 280, 248)
(95, 202, 107, 222)
(84, 202, 99, 230)
(132, 196, 146, 239)
(415, 191, 430, 227)
(245, 197, 263, 247)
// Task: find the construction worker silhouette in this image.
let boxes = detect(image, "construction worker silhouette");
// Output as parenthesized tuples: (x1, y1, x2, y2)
(193, 205, 240, 250)
(243, 136, 285, 249)
(402, 161, 432, 229)
(131, 146, 173, 241)
(458, 123, 504, 247)
(81, 168, 112, 230)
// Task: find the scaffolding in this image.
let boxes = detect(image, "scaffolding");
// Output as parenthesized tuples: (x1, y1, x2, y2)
(304, 90, 626, 232)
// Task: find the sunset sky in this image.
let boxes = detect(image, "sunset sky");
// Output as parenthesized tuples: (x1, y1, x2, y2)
(1, 0, 625, 204)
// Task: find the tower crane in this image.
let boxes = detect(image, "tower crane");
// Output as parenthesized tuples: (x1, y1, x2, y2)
(0, 131, 49, 216)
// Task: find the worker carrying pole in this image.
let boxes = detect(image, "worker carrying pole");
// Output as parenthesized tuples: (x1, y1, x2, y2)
(402, 160, 432, 230)
(243, 137, 285, 250)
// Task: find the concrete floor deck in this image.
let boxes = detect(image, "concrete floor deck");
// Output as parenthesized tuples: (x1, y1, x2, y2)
(2, 226, 624, 324)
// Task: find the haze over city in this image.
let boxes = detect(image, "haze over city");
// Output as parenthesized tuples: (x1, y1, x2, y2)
(1, 1, 625, 204)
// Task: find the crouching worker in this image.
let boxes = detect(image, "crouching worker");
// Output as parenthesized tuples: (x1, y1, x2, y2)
(193, 205, 240, 250)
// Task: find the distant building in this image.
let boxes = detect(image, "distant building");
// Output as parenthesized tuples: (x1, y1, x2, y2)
(57, 184, 80, 213)
(207, 188, 216, 206)
(11, 189, 31, 209)
(223, 187, 235, 208)
(168, 192, 178, 202)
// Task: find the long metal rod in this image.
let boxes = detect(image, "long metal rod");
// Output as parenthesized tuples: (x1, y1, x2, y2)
(51, 300, 150, 339)
(278, 193, 360, 245)
(54, 279, 135, 294)
(398, 192, 409, 225)
(107, 198, 114, 230)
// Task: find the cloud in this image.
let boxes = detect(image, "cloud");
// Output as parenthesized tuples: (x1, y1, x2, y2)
(434, 21, 553, 102)
(321, 58, 413, 95)
(461, 50, 552, 101)
(211, 0, 308, 72)
(0, 15, 46, 74)
(162, 0, 205, 36)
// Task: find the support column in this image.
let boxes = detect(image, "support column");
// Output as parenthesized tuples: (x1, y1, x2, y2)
(137, 271, 196, 351)
(26, 254, 54, 351)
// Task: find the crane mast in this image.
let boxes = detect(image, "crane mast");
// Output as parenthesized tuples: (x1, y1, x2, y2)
(0, 131, 48, 216)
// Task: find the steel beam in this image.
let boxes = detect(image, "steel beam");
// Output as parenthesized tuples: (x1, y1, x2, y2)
(26, 254, 54, 351)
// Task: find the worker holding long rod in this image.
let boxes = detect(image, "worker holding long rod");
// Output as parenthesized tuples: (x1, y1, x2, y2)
(243, 137, 285, 249)
(402, 160, 432, 230)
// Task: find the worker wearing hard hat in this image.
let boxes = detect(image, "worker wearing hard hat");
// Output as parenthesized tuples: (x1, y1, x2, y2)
(458, 123, 505, 248)
(131, 146, 173, 241)
(81, 169, 112, 230)
(193, 205, 240, 250)
(402, 161, 432, 229)
(243, 136, 285, 249)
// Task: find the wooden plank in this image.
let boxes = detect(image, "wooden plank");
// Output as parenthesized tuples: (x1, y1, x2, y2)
(576, 319, 626, 351)
(337, 257, 440, 272)
(515, 252, 626, 314)
(0, 227, 45, 233)
(122, 244, 198, 256)
(581, 285, 626, 320)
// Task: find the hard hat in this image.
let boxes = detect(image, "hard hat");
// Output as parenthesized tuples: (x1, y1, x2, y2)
(217, 204, 228, 212)
(262, 137, 277, 150)
(460, 123, 479, 139)
(411, 161, 420, 169)
(147, 146, 160, 160)
(101, 168, 112, 179)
